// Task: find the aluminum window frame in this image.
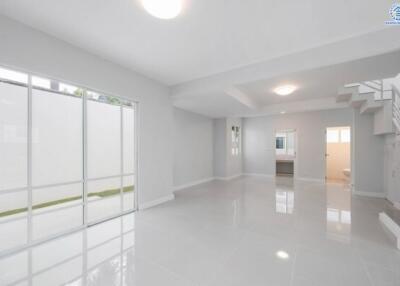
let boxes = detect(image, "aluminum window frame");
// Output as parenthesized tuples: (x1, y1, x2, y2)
(0, 65, 139, 257)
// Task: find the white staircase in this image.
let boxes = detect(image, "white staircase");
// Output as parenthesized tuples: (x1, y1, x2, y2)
(337, 77, 399, 135)
(338, 75, 400, 250)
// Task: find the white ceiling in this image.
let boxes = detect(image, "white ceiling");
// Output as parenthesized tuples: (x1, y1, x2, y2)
(0, 0, 394, 85)
(1, 0, 400, 118)
(239, 51, 400, 106)
(174, 50, 400, 118)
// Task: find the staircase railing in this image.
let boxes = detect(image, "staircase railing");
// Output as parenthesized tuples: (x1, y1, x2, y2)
(344, 76, 400, 133)
(393, 81, 400, 133)
(358, 79, 393, 101)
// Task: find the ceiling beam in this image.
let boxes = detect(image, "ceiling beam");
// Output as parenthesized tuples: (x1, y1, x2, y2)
(224, 87, 258, 109)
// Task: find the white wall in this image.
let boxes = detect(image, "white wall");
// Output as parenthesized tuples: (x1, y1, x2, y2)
(384, 134, 400, 205)
(243, 108, 385, 194)
(0, 15, 173, 206)
(374, 101, 394, 135)
(212, 117, 242, 178)
(173, 108, 213, 187)
(353, 111, 385, 195)
(213, 119, 226, 178)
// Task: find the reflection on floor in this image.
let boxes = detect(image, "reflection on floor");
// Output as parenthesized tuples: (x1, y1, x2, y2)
(0, 176, 399, 286)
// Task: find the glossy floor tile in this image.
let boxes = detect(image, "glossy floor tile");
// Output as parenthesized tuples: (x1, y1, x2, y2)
(0, 176, 399, 286)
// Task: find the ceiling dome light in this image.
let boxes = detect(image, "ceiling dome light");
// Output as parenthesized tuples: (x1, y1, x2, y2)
(142, 0, 183, 19)
(276, 250, 290, 260)
(274, 85, 297, 96)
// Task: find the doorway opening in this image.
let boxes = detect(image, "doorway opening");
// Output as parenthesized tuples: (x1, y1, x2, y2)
(275, 129, 296, 177)
(325, 126, 351, 184)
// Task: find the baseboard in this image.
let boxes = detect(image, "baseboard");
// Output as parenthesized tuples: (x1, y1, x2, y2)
(139, 194, 175, 210)
(215, 174, 243, 181)
(379, 212, 400, 250)
(242, 173, 274, 179)
(296, 177, 325, 183)
(173, 177, 215, 191)
(353, 190, 386, 198)
(386, 197, 400, 210)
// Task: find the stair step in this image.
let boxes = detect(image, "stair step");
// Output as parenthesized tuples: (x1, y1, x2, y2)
(360, 100, 383, 114)
(336, 86, 359, 102)
(363, 81, 382, 91)
(350, 92, 375, 108)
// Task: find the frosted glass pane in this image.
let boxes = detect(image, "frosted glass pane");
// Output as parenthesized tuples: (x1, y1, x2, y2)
(32, 184, 83, 214)
(0, 83, 28, 191)
(32, 89, 82, 186)
(87, 178, 121, 223)
(32, 205, 83, 240)
(327, 129, 339, 143)
(123, 107, 134, 174)
(0, 190, 27, 219)
(87, 100, 121, 178)
(123, 176, 135, 212)
(287, 132, 295, 156)
(0, 216, 28, 252)
(341, 128, 351, 143)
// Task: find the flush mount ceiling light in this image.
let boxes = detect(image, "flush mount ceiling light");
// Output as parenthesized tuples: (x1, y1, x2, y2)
(142, 0, 183, 19)
(276, 250, 290, 260)
(274, 85, 297, 96)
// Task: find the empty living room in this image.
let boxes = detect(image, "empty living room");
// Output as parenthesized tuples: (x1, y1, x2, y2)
(1, 1, 400, 285)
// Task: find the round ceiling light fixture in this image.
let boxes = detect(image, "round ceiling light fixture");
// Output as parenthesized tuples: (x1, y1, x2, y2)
(274, 85, 297, 96)
(142, 0, 183, 19)
(276, 250, 290, 260)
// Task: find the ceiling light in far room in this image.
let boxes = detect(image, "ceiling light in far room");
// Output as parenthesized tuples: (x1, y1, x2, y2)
(142, 0, 183, 19)
(276, 250, 290, 260)
(274, 85, 297, 96)
(280, 111, 286, 114)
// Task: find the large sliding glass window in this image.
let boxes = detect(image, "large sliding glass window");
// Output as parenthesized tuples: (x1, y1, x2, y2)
(31, 83, 84, 241)
(0, 67, 137, 255)
(0, 69, 29, 253)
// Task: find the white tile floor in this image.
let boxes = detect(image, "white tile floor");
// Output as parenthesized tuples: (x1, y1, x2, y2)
(1, 176, 399, 286)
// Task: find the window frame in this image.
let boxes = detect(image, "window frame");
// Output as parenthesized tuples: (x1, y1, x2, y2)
(231, 125, 241, 156)
(0, 65, 139, 256)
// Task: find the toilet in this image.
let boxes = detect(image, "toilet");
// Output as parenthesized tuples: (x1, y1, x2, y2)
(343, 168, 351, 178)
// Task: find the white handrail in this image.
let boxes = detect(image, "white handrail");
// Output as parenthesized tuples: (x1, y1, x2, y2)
(358, 79, 393, 101)
(393, 79, 400, 133)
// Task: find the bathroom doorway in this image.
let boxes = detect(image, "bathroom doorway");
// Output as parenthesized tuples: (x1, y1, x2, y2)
(275, 129, 297, 177)
(325, 127, 351, 184)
